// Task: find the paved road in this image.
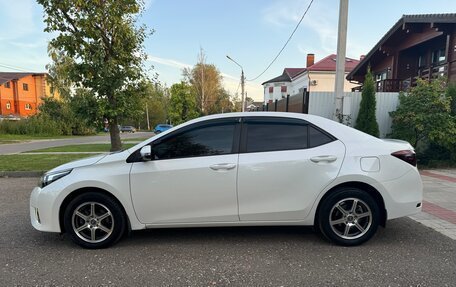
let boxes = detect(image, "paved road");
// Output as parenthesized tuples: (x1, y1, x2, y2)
(0, 132, 152, 154)
(1, 177, 455, 286)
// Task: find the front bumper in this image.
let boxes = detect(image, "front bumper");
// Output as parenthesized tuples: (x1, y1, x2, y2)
(30, 186, 61, 233)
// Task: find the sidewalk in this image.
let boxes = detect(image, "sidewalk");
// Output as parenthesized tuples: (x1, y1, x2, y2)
(410, 169, 456, 240)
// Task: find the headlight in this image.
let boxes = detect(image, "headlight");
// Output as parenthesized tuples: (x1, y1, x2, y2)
(39, 169, 72, 188)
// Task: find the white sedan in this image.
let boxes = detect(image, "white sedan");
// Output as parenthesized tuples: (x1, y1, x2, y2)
(30, 112, 423, 248)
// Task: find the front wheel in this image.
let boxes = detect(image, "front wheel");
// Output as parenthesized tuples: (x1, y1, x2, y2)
(318, 188, 380, 246)
(64, 192, 126, 249)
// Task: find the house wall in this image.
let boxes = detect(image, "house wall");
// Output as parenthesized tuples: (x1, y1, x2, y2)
(307, 71, 359, 92)
(263, 82, 292, 103)
(0, 74, 58, 117)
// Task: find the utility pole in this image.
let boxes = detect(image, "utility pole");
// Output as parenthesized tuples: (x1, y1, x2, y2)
(226, 55, 245, 112)
(145, 102, 150, 130)
(333, 0, 349, 121)
(241, 70, 245, 112)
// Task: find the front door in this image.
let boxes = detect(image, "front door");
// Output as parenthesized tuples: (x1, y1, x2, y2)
(130, 118, 240, 224)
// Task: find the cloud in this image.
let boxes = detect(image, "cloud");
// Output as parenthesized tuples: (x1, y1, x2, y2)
(147, 55, 192, 70)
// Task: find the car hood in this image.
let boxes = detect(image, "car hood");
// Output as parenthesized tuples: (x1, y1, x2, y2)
(47, 154, 108, 174)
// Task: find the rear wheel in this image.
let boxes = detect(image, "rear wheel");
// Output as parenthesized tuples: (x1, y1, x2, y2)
(64, 192, 126, 249)
(318, 188, 380, 246)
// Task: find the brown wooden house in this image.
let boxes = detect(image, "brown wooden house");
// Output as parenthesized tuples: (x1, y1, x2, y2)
(347, 14, 456, 92)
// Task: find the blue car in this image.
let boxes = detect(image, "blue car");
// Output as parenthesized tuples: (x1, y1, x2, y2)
(153, 124, 173, 134)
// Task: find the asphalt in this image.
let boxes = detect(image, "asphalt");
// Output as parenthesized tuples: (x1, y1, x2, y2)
(1, 177, 455, 286)
(0, 131, 152, 155)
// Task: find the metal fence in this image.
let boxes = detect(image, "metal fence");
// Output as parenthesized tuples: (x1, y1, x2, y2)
(253, 90, 400, 138)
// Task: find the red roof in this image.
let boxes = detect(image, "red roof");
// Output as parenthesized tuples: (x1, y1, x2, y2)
(307, 54, 360, 72)
(284, 68, 306, 79)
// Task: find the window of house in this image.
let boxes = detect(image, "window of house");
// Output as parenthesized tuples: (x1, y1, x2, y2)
(268, 86, 273, 93)
(25, 103, 32, 110)
(152, 119, 237, 160)
(23, 83, 29, 91)
(6, 102, 11, 110)
(281, 86, 287, 93)
(432, 48, 446, 64)
(244, 118, 308, 153)
(4, 81, 10, 88)
(418, 55, 427, 68)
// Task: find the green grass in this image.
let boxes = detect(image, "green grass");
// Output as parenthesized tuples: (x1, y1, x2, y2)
(0, 154, 95, 172)
(27, 143, 136, 153)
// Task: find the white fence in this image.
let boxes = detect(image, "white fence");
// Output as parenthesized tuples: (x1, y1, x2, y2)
(308, 92, 400, 138)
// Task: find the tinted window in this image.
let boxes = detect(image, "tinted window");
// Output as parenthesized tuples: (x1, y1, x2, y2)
(309, 126, 334, 148)
(153, 121, 236, 159)
(245, 118, 308, 153)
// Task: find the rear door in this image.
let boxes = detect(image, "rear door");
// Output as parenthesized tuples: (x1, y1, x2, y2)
(237, 117, 345, 221)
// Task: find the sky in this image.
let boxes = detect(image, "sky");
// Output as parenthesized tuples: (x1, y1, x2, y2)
(0, 0, 456, 101)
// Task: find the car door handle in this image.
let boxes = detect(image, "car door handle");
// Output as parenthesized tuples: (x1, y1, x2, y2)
(210, 163, 237, 171)
(310, 155, 337, 163)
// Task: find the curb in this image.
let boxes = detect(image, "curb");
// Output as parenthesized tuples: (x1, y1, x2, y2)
(0, 171, 44, 178)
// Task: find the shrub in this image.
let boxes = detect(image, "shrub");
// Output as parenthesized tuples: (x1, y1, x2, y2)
(355, 68, 379, 137)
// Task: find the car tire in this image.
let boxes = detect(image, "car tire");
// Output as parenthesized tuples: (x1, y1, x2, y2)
(318, 188, 380, 246)
(64, 192, 126, 249)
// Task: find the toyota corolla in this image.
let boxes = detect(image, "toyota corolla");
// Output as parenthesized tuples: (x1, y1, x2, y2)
(30, 112, 422, 248)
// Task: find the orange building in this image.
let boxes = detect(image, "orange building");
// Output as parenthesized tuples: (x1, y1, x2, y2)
(0, 72, 59, 118)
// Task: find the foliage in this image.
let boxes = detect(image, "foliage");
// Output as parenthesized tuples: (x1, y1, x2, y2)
(168, 82, 199, 125)
(183, 48, 237, 115)
(355, 68, 379, 137)
(38, 0, 151, 151)
(390, 78, 456, 148)
(0, 115, 63, 136)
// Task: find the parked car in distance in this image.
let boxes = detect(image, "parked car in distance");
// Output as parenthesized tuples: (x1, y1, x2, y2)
(30, 112, 423, 249)
(153, 124, 173, 134)
(120, 126, 136, 133)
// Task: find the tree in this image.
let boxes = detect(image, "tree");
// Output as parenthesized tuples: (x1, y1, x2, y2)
(168, 82, 199, 125)
(390, 77, 456, 150)
(184, 49, 223, 115)
(38, 0, 151, 151)
(355, 68, 379, 137)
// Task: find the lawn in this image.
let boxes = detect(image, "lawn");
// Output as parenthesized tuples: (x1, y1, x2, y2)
(27, 143, 137, 153)
(0, 154, 95, 172)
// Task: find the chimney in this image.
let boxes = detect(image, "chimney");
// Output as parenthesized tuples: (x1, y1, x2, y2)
(306, 53, 315, 67)
(360, 55, 366, 61)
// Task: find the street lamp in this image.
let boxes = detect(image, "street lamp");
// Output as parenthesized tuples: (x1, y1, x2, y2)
(226, 55, 245, 112)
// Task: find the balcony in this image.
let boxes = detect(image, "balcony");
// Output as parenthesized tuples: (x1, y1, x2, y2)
(374, 62, 449, 92)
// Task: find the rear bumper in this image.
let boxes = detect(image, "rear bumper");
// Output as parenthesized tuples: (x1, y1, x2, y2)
(381, 168, 423, 220)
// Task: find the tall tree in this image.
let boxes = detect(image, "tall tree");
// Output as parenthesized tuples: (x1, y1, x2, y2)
(355, 68, 379, 137)
(184, 49, 223, 115)
(168, 82, 199, 125)
(38, 0, 150, 151)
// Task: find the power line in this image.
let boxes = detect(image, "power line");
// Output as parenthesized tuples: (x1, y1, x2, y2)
(248, 0, 315, 82)
(0, 63, 33, 72)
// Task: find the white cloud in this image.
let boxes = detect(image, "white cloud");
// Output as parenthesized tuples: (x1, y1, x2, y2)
(147, 55, 192, 70)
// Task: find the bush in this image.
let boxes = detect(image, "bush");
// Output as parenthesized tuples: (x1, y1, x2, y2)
(390, 77, 456, 166)
(0, 116, 63, 136)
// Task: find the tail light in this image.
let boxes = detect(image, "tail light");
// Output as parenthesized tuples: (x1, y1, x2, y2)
(391, 150, 417, 166)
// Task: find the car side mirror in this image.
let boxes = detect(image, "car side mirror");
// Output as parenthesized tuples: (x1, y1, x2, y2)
(139, 145, 153, 161)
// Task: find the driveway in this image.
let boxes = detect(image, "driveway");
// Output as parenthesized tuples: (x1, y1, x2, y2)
(0, 176, 455, 286)
(0, 132, 152, 155)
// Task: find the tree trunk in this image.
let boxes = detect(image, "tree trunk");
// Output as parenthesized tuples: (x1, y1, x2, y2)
(109, 116, 122, 151)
